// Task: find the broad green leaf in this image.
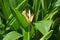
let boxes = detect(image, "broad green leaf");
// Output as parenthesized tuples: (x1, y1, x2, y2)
(34, 20, 52, 35)
(10, 7, 28, 29)
(3, 31, 23, 40)
(40, 30, 53, 40)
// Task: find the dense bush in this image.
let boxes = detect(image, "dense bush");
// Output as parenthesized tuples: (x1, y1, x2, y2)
(0, 0, 60, 40)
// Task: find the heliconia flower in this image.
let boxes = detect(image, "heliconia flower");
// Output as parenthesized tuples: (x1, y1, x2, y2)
(22, 10, 34, 25)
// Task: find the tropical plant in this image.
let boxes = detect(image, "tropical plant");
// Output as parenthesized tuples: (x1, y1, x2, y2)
(0, 0, 60, 40)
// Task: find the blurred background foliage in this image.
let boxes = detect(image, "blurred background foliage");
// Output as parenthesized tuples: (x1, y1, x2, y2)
(0, 0, 60, 40)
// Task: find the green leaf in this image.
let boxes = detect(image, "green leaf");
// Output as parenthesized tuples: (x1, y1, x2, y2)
(23, 29, 28, 40)
(55, 0, 60, 7)
(40, 0, 47, 10)
(40, 0, 48, 16)
(16, 0, 28, 11)
(9, 0, 16, 8)
(15, 0, 27, 10)
(32, 0, 40, 21)
(30, 24, 35, 38)
(43, 8, 58, 20)
(3, 31, 23, 40)
(12, 20, 20, 31)
(52, 17, 60, 29)
(2, 0, 11, 19)
(10, 7, 28, 29)
(34, 20, 52, 35)
(40, 30, 53, 40)
(6, 15, 20, 31)
(0, 12, 6, 19)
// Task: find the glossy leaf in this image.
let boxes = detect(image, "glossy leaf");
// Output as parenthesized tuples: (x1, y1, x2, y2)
(10, 7, 28, 29)
(34, 20, 52, 35)
(3, 31, 23, 40)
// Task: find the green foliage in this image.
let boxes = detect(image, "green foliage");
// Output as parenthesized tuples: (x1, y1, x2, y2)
(0, 0, 60, 40)
(10, 7, 28, 29)
(40, 30, 53, 40)
(3, 31, 22, 40)
(34, 20, 52, 35)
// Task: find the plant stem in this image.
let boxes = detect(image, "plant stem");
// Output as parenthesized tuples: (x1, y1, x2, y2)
(28, 27, 30, 40)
